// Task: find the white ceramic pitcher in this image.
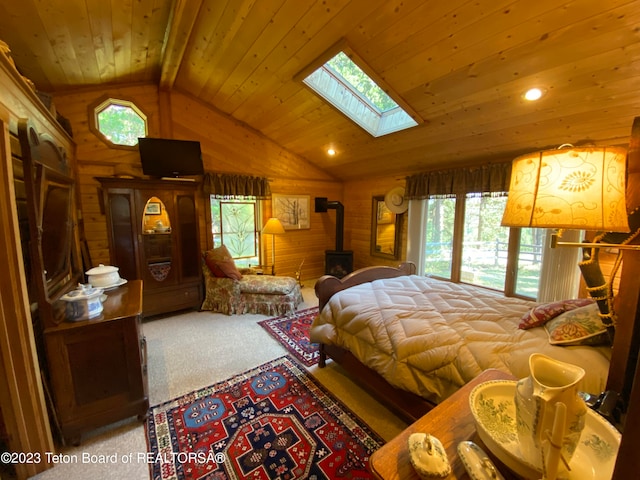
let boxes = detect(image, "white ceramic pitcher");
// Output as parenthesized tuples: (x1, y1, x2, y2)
(515, 353, 587, 479)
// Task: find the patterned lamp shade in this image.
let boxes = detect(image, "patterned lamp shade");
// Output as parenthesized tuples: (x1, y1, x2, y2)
(501, 146, 629, 232)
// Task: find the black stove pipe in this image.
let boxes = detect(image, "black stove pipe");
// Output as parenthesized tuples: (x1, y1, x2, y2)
(314, 197, 344, 251)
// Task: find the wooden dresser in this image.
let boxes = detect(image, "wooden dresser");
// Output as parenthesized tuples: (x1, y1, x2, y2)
(44, 280, 148, 445)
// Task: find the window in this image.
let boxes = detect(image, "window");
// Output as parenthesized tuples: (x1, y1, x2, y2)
(514, 228, 545, 297)
(91, 97, 147, 147)
(417, 194, 546, 299)
(424, 197, 456, 279)
(301, 48, 420, 137)
(210, 196, 260, 268)
(461, 195, 509, 290)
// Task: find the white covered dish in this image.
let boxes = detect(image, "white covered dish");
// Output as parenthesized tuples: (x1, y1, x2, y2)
(85, 263, 122, 288)
(408, 433, 451, 479)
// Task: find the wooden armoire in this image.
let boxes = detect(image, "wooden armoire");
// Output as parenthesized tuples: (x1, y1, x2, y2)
(98, 177, 202, 317)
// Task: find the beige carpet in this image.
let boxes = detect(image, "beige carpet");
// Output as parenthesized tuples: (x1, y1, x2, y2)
(31, 283, 407, 479)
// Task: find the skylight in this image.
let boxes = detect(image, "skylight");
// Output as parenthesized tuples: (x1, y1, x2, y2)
(303, 51, 418, 137)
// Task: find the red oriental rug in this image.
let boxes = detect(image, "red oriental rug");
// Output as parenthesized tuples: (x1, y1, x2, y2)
(145, 356, 382, 479)
(258, 307, 320, 367)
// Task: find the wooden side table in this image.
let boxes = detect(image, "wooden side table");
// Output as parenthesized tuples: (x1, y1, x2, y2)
(370, 369, 516, 480)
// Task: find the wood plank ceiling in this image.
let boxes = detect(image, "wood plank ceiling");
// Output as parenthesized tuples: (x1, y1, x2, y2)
(0, 0, 639, 181)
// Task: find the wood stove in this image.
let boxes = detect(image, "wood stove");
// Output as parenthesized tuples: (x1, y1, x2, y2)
(315, 197, 353, 278)
(324, 250, 353, 278)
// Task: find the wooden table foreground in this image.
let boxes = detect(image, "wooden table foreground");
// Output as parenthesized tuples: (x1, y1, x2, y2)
(370, 369, 518, 480)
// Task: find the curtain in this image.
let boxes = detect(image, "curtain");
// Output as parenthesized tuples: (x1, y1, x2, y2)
(405, 162, 511, 199)
(202, 173, 271, 198)
(537, 230, 583, 302)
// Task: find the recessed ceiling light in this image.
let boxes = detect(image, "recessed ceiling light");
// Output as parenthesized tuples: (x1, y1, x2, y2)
(327, 148, 336, 156)
(523, 88, 545, 101)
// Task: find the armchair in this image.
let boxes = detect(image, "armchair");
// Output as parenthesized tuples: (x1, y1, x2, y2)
(200, 251, 302, 316)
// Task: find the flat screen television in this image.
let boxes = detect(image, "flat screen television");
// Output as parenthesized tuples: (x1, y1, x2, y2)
(138, 137, 204, 177)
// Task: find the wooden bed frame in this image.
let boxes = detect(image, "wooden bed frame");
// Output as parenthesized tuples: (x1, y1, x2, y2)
(315, 262, 416, 312)
(314, 262, 438, 423)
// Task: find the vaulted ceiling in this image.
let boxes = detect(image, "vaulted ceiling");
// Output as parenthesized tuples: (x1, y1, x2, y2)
(1, 0, 639, 180)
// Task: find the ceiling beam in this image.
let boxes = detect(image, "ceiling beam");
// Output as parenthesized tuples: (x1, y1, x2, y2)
(159, 0, 203, 91)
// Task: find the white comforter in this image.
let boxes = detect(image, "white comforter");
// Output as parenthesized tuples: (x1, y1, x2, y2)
(310, 275, 611, 404)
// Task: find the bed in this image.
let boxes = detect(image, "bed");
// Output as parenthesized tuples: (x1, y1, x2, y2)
(311, 263, 612, 422)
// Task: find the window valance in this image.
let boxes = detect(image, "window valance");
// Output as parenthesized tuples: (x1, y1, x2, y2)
(405, 162, 511, 199)
(203, 173, 271, 199)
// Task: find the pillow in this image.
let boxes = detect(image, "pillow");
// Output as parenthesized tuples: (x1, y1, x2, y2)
(203, 248, 226, 277)
(519, 298, 594, 329)
(544, 303, 610, 346)
(215, 258, 243, 280)
(203, 245, 243, 280)
(205, 260, 227, 278)
(205, 244, 232, 262)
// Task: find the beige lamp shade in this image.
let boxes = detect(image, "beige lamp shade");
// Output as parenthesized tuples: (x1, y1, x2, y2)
(262, 217, 285, 234)
(501, 146, 629, 232)
(262, 217, 285, 275)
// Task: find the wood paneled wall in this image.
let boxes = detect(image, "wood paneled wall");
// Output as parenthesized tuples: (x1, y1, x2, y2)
(342, 177, 408, 271)
(168, 91, 335, 181)
(267, 178, 342, 281)
(53, 84, 345, 281)
(54, 84, 161, 270)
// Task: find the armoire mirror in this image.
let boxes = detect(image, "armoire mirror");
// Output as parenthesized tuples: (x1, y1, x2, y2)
(40, 168, 76, 294)
(20, 120, 82, 306)
(142, 196, 171, 234)
(141, 196, 173, 282)
(371, 195, 402, 260)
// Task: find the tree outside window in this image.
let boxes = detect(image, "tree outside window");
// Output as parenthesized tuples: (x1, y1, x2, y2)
(422, 194, 544, 299)
(90, 97, 147, 148)
(210, 196, 260, 267)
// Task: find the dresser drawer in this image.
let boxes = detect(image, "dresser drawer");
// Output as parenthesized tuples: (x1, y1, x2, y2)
(143, 283, 202, 316)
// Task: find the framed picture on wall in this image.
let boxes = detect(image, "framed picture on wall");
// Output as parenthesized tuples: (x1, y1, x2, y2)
(272, 194, 310, 230)
(145, 201, 161, 215)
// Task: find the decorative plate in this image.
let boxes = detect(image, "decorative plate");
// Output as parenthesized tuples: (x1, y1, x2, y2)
(101, 278, 128, 291)
(469, 380, 620, 480)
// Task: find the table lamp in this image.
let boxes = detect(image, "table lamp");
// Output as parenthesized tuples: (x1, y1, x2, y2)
(501, 144, 638, 335)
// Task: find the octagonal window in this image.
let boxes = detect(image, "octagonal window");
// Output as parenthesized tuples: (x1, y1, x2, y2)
(93, 98, 147, 147)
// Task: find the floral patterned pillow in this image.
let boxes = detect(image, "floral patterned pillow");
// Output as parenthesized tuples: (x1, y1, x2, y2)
(518, 298, 594, 329)
(544, 303, 610, 346)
